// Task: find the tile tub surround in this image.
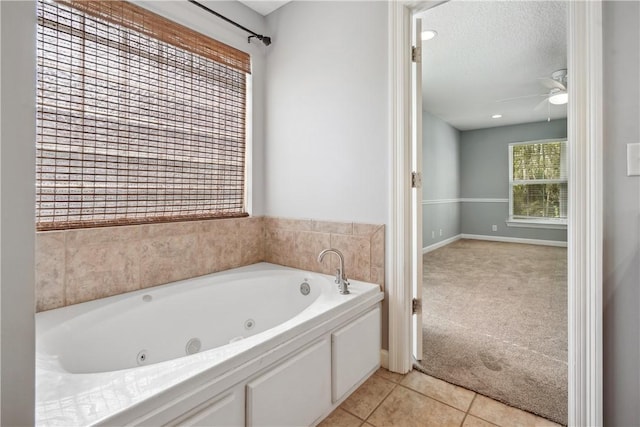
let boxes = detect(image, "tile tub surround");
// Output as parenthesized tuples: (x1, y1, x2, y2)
(36, 216, 385, 311)
(35, 217, 265, 311)
(263, 217, 385, 288)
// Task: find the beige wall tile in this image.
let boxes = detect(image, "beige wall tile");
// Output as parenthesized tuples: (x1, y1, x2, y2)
(139, 233, 201, 288)
(264, 228, 297, 267)
(264, 216, 312, 231)
(37, 216, 382, 309)
(35, 232, 66, 311)
(138, 220, 200, 239)
(353, 223, 383, 236)
(199, 217, 264, 275)
(330, 233, 371, 282)
(368, 386, 465, 427)
(311, 220, 353, 235)
(65, 224, 140, 246)
(400, 371, 475, 412)
(65, 240, 140, 305)
(293, 231, 332, 273)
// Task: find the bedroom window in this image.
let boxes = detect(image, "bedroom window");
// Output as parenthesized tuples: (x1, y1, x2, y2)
(36, 0, 250, 231)
(508, 140, 567, 228)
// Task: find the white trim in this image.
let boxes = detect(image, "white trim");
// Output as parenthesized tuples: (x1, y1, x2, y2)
(387, 1, 413, 375)
(422, 198, 459, 205)
(422, 198, 508, 205)
(380, 349, 389, 370)
(461, 233, 567, 248)
(422, 234, 462, 253)
(567, 1, 603, 425)
(460, 198, 509, 203)
(506, 219, 568, 230)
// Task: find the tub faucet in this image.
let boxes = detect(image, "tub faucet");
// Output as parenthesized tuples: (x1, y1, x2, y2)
(317, 248, 350, 294)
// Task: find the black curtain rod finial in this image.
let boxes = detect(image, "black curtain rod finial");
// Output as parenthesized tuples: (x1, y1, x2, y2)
(189, 0, 272, 47)
(248, 35, 272, 46)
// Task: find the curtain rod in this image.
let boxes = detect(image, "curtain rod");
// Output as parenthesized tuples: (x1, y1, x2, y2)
(187, 0, 271, 46)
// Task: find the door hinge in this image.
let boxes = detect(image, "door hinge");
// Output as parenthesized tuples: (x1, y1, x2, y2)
(411, 46, 422, 63)
(411, 172, 422, 188)
(412, 298, 421, 315)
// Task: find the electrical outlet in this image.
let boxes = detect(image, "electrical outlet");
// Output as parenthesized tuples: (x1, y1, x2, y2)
(492, 225, 498, 232)
(439, 229, 443, 236)
(431, 231, 435, 239)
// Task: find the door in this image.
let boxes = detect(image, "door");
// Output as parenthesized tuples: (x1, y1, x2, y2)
(411, 17, 423, 361)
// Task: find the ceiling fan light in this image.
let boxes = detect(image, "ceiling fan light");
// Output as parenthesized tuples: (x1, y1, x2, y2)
(549, 92, 568, 105)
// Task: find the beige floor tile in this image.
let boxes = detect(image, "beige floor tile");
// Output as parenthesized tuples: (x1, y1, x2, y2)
(533, 416, 562, 427)
(367, 386, 465, 427)
(340, 375, 395, 420)
(317, 408, 363, 427)
(469, 395, 548, 427)
(374, 368, 406, 384)
(401, 370, 476, 412)
(463, 414, 499, 427)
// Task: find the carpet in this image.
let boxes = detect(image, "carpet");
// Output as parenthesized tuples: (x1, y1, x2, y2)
(416, 239, 567, 425)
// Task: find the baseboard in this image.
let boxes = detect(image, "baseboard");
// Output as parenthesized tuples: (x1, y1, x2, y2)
(461, 233, 567, 247)
(422, 234, 462, 254)
(380, 349, 389, 370)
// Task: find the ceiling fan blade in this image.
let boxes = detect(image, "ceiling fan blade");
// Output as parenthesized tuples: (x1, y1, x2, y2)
(538, 77, 566, 91)
(534, 97, 549, 111)
(496, 93, 547, 103)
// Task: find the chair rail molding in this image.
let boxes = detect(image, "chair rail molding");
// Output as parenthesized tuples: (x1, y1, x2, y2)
(388, 1, 603, 425)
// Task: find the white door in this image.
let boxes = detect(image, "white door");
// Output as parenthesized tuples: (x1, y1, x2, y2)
(411, 17, 424, 361)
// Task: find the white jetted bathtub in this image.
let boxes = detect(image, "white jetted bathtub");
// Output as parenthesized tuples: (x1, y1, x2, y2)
(36, 262, 383, 426)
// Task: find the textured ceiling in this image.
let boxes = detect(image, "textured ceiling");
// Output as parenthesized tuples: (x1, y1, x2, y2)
(238, 0, 289, 16)
(417, 1, 568, 131)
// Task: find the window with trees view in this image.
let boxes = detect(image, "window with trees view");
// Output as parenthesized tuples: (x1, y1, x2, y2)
(509, 140, 567, 223)
(36, 0, 250, 231)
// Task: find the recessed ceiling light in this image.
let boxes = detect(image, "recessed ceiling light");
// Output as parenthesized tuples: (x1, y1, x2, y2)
(421, 30, 438, 41)
(492, 114, 502, 119)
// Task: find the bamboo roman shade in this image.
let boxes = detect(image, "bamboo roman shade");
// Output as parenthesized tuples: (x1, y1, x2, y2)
(36, 0, 250, 231)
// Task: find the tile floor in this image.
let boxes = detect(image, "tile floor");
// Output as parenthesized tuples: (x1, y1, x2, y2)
(318, 369, 562, 427)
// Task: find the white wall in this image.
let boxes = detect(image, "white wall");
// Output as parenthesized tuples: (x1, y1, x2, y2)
(0, 1, 36, 424)
(264, 1, 389, 225)
(602, 1, 640, 424)
(134, 0, 268, 215)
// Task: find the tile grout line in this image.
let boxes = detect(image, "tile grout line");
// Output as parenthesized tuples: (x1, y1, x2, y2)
(360, 382, 398, 426)
(460, 393, 478, 426)
(395, 381, 473, 417)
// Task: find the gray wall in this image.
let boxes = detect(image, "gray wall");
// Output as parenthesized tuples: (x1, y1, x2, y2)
(422, 111, 461, 248)
(459, 119, 568, 241)
(1, 1, 36, 424)
(602, 1, 640, 425)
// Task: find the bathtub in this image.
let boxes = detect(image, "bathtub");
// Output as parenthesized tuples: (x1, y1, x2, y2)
(36, 262, 383, 426)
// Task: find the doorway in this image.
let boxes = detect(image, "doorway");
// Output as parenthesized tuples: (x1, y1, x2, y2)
(414, 2, 568, 423)
(387, 1, 603, 426)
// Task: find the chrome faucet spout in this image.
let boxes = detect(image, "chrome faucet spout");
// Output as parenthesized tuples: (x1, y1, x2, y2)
(317, 248, 350, 294)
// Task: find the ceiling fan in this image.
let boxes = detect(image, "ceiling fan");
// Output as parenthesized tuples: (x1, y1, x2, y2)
(497, 69, 568, 109)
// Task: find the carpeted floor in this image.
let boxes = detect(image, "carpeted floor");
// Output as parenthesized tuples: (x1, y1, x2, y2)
(416, 239, 567, 425)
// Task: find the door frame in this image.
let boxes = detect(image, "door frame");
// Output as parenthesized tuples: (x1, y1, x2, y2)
(387, 1, 603, 426)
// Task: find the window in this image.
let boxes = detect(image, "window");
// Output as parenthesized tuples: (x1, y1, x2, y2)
(36, 0, 250, 231)
(508, 140, 567, 227)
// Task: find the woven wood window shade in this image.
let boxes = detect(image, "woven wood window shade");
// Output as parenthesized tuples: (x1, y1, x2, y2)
(36, 0, 250, 231)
